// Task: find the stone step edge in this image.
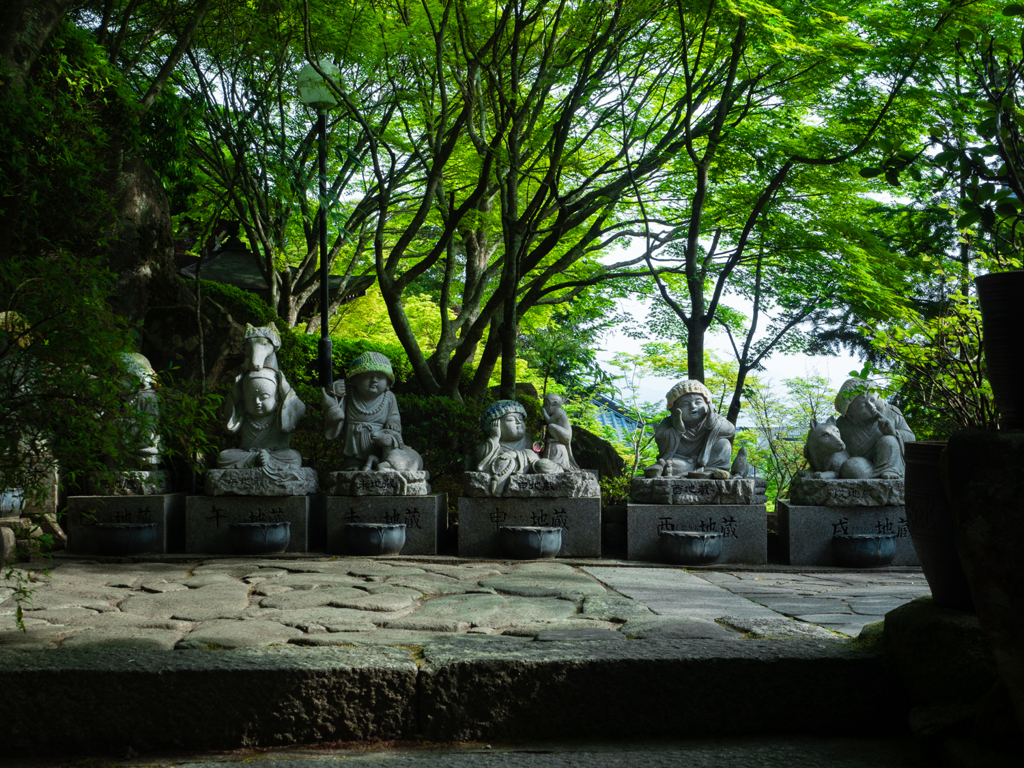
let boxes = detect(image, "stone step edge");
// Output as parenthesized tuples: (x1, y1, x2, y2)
(1, 639, 908, 755)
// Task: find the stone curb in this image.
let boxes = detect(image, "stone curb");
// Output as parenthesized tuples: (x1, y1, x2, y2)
(0, 638, 906, 755)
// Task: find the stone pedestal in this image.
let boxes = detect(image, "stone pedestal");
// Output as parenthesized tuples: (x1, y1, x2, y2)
(626, 503, 767, 564)
(185, 496, 311, 554)
(67, 494, 186, 554)
(203, 468, 318, 496)
(324, 471, 430, 497)
(462, 471, 599, 498)
(324, 493, 447, 555)
(777, 499, 917, 566)
(790, 477, 904, 506)
(458, 497, 601, 557)
(630, 477, 764, 505)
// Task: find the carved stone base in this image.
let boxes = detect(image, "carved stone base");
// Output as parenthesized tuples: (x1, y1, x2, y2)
(203, 467, 319, 497)
(185, 495, 311, 553)
(324, 470, 431, 497)
(324, 493, 447, 555)
(462, 470, 600, 498)
(790, 477, 904, 506)
(626, 503, 766, 564)
(66, 493, 186, 554)
(105, 470, 173, 496)
(630, 477, 766, 505)
(458, 496, 601, 557)
(778, 499, 917, 566)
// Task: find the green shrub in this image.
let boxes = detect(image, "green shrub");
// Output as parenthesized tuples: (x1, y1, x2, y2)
(196, 281, 277, 328)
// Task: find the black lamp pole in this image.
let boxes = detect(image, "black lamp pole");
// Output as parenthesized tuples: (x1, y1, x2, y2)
(317, 108, 333, 390)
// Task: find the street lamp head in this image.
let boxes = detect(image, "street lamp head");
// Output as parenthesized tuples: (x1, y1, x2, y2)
(297, 61, 340, 110)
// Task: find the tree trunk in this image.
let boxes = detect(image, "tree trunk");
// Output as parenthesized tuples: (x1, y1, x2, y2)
(0, 0, 76, 94)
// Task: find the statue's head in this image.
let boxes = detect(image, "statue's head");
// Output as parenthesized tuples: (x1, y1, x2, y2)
(543, 393, 564, 409)
(347, 352, 394, 398)
(244, 324, 282, 372)
(835, 379, 884, 424)
(243, 369, 278, 417)
(665, 380, 712, 426)
(481, 400, 528, 443)
(119, 352, 157, 391)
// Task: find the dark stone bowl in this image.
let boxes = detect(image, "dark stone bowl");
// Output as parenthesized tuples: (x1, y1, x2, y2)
(94, 522, 158, 556)
(345, 523, 406, 556)
(833, 532, 897, 568)
(659, 530, 722, 565)
(499, 526, 562, 559)
(228, 521, 290, 556)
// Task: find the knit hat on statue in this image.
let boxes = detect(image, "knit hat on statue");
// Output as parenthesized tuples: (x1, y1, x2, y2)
(346, 351, 395, 385)
(480, 400, 526, 432)
(665, 379, 712, 411)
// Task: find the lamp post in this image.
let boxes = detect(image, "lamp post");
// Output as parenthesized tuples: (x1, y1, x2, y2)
(297, 61, 339, 389)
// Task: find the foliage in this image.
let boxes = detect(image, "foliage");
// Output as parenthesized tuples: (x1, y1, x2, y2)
(604, 354, 667, 481)
(156, 372, 225, 494)
(743, 375, 836, 510)
(198, 280, 279, 328)
(873, 286, 998, 437)
(0, 21, 141, 264)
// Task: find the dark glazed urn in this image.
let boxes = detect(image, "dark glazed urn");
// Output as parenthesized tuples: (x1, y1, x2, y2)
(945, 430, 1024, 730)
(976, 270, 1024, 429)
(228, 521, 290, 555)
(659, 530, 722, 565)
(905, 441, 973, 608)
(832, 532, 896, 568)
(94, 522, 158, 556)
(499, 526, 562, 559)
(345, 522, 406, 556)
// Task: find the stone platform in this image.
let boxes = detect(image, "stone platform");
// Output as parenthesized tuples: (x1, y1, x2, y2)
(630, 477, 764, 505)
(324, 470, 430, 497)
(458, 497, 601, 557)
(778, 499, 917, 566)
(324, 494, 447, 555)
(627, 503, 767, 564)
(185, 496, 311, 554)
(203, 467, 319, 497)
(790, 477, 904, 506)
(66, 493, 186, 554)
(0, 557, 932, 755)
(462, 471, 599, 498)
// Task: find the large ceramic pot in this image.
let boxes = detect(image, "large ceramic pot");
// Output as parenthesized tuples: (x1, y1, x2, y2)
(345, 523, 406, 556)
(944, 430, 1024, 730)
(659, 530, 722, 565)
(905, 440, 973, 609)
(499, 526, 562, 559)
(229, 521, 290, 555)
(976, 270, 1024, 429)
(832, 533, 896, 568)
(95, 522, 158, 556)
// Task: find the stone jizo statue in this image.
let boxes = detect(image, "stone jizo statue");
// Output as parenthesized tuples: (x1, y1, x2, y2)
(830, 379, 915, 480)
(474, 400, 561, 495)
(217, 325, 306, 473)
(322, 352, 423, 472)
(646, 380, 735, 479)
(117, 352, 162, 470)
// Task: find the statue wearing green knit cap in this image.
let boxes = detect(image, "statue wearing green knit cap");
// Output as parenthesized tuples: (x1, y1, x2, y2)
(646, 379, 735, 478)
(322, 352, 422, 472)
(473, 400, 562, 495)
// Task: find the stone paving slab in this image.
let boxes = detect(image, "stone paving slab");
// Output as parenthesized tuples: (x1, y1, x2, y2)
(582, 567, 781, 620)
(0, 556, 938, 755)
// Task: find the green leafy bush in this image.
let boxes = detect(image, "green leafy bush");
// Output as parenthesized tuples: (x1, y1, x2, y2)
(196, 281, 278, 328)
